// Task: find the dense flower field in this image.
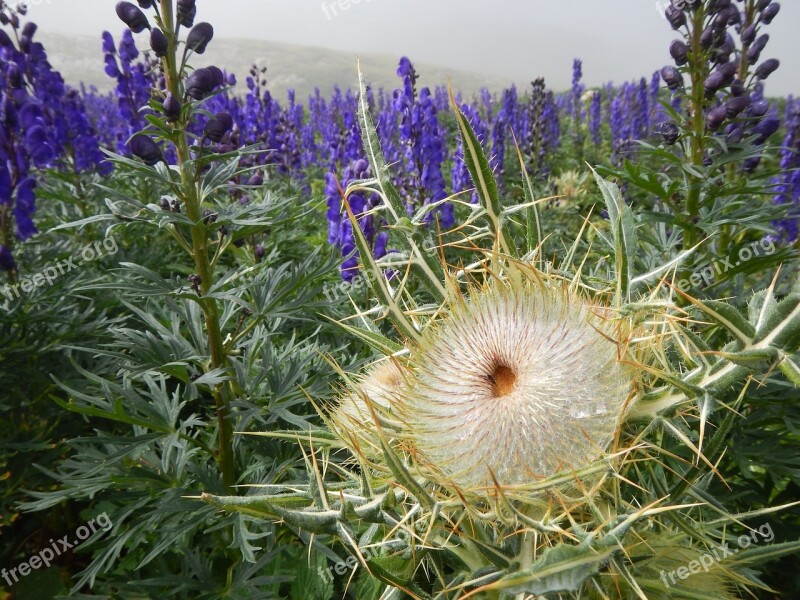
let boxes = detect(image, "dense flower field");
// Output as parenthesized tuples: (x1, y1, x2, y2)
(2, 0, 799, 598)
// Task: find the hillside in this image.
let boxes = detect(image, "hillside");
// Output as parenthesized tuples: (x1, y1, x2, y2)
(40, 32, 515, 100)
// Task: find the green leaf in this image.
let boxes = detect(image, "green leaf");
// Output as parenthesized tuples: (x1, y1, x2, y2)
(343, 200, 422, 342)
(448, 87, 510, 256)
(497, 542, 616, 595)
(590, 168, 637, 305)
(291, 551, 334, 600)
(331, 319, 406, 356)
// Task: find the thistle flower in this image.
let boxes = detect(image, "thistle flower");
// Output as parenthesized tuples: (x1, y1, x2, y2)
(331, 360, 406, 454)
(403, 279, 633, 490)
(335, 360, 404, 426)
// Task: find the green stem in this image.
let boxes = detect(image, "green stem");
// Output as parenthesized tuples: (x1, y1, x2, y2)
(1, 204, 17, 285)
(159, 0, 236, 493)
(684, 5, 708, 251)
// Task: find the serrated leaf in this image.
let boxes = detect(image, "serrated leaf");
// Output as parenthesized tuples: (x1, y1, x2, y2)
(496, 542, 615, 595)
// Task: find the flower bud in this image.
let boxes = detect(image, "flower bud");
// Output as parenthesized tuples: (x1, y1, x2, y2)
(705, 105, 728, 130)
(660, 66, 683, 91)
(718, 61, 737, 82)
(137, 0, 153, 7)
(755, 58, 779, 79)
(724, 96, 750, 118)
(756, 0, 771, 9)
(186, 22, 213, 54)
(730, 79, 745, 96)
(0, 30, 12, 48)
(669, 40, 689, 66)
(753, 115, 779, 143)
(665, 7, 686, 30)
(760, 2, 780, 23)
(255, 244, 265, 260)
(247, 174, 263, 186)
(749, 99, 769, 117)
(163, 93, 181, 120)
(725, 123, 743, 144)
(700, 26, 715, 50)
(21, 22, 37, 38)
(176, 0, 197, 27)
(203, 112, 233, 142)
(703, 70, 726, 96)
(743, 156, 761, 172)
(6, 64, 22, 88)
(746, 34, 769, 62)
(130, 135, 164, 165)
(115, 1, 150, 33)
(185, 66, 223, 100)
(659, 122, 680, 145)
(150, 27, 168, 57)
(741, 23, 757, 45)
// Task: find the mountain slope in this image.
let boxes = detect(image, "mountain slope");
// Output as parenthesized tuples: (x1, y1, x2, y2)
(40, 32, 514, 101)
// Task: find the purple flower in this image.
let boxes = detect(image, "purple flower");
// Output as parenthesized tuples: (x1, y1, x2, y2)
(186, 22, 214, 55)
(115, 2, 150, 33)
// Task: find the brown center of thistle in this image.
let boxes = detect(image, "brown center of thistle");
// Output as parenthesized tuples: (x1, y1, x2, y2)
(489, 364, 517, 397)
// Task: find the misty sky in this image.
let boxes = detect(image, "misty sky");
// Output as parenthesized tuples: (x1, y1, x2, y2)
(25, 0, 800, 95)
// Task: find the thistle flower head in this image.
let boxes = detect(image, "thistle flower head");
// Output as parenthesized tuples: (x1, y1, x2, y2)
(402, 279, 634, 490)
(330, 359, 406, 455)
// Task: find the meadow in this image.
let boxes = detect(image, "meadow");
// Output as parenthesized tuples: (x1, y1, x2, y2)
(1, 0, 799, 598)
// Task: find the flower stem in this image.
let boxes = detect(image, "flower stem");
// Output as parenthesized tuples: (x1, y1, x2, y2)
(684, 5, 707, 251)
(159, 0, 236, 493)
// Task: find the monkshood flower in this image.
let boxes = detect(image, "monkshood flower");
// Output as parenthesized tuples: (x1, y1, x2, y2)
(395, 57, 452, 227)
(489, 97, 506, 175)
(325, 159, 386, 281)
(0, 5, 107, 271)
(526, 77, 549, 172)
(650, 70, 666, 127)
(271, 89, 304, 176)
(342, 89, 361, 164)
(542, 89, 561, 159)
(323, 85, 347, 170)
(102, 29, 156, 152)
(375, 90, 400, 170)
(571, 58, 585, 122)
(656, 0, 783, 166)
(632, 77, 650, 139)
(589, 90, 603, 146)
(772, 99, 800, 240)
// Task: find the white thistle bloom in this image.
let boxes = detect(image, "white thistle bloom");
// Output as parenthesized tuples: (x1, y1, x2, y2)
(403, 280, 633, 490)
(336, 360, 404, 426)
(330, 360, 406, 458)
